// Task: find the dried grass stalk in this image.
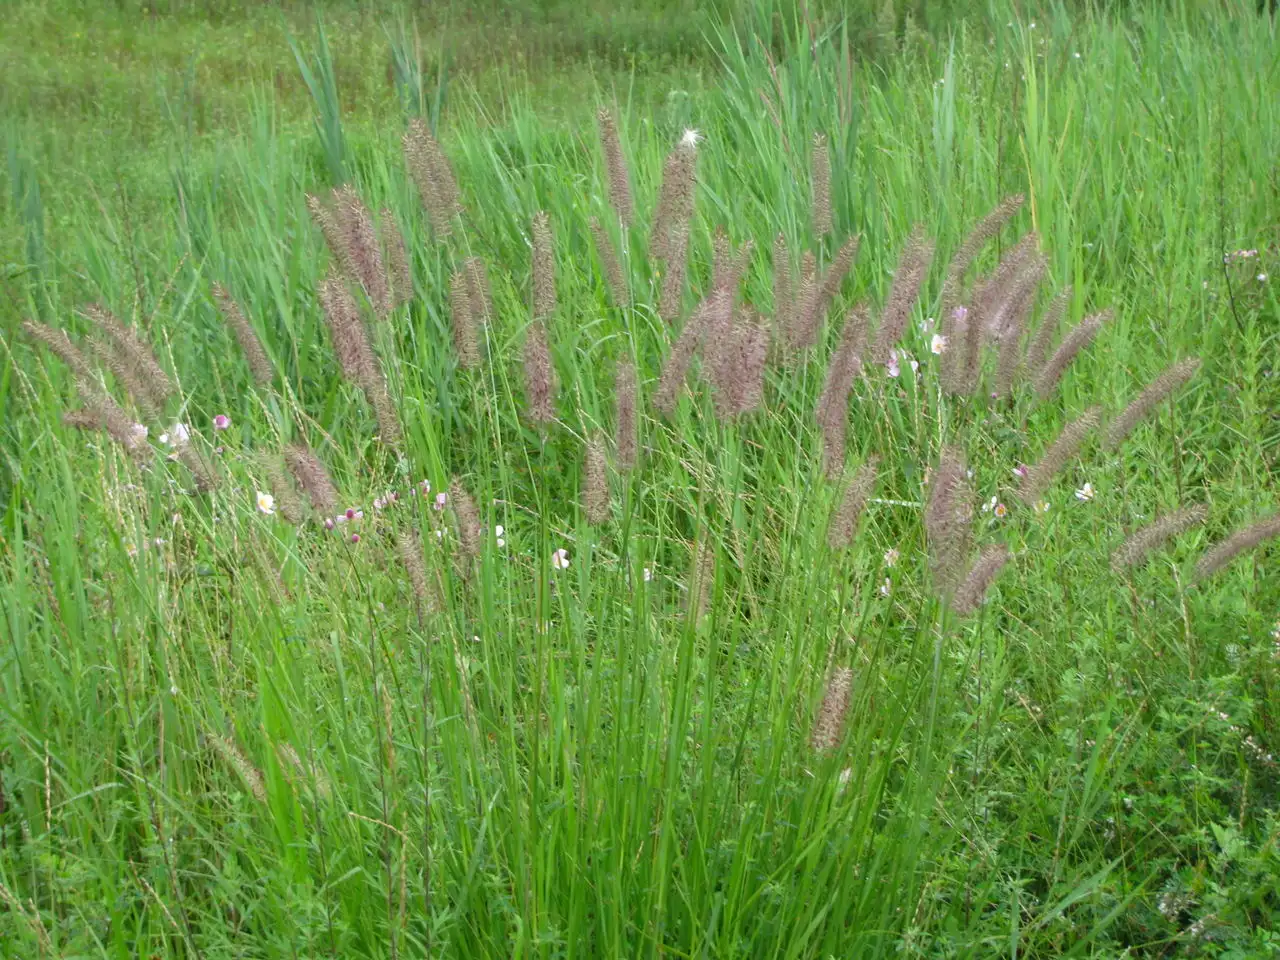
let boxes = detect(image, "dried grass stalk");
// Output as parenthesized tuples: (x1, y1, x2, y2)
(1111, 505, 1208, 571)
(1017, 406, 1102, 505)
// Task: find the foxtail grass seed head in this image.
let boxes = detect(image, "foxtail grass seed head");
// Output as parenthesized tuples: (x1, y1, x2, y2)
(72, 379, 149, 459)
(941, 194, 1025, 312)
(1105, 357, 1201, 450)
(319, 273, 379, 392)
(658, 222, 690, 323)
(993, 257, 1047, 397)
(381, 209, 412, 308)
(370, 383, 403, 448)
(811, 132, 833, 238)
(522, 319, 558, 425)
(282, 444, 340, 516)
(1018, 406, 1102, 505)
(396, 529, 435, 618)
(62, 409, 102, 432)
(651, 137, 698, 264)
(21, 320, 96, 382)
(790, 236, 859, 354)
(334, 186, 390, 317)
(463, 256, 494, 328)
(689, 540, 714, 624)
(971, 233, 1040, 339)
(1194, 513, 1280, 582)
(951, 544, 1011, 617)
(817, 304, 871, 476)
(614, 358, 638, 470)
(1034, 309, 1110, 401)
(925, 446, 974, 594)
(403, 117, 462, 238)
(449, 269, 481, 369)
(1111, 504, 1208, 572)
(584, 433, 610, 525)
(306, 193, 352, 278)
(212, 283, 274, 388)
(772, 232, 793, 346)
(590, 217, 629, 307)
(449, 479, 482, 564)
(532, 211, 557, 320)
(870, 229, 934, 365)
(811, 666, 853, 753)
(654, 287, 727, 416)
(707, 307, 770, 421)
(264, 458, 305, 524)
(1024, 286, 1071, 380)
(88, 335, 160, 418)
(827, 455, 880, 550)
(211, 736, 267, 804)
(82, 303, 174, 410)
(274, 742, 332, 800)
(597, 108, 634, 227)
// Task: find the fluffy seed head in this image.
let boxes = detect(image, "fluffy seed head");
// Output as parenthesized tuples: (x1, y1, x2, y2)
(333, 186, 390, 317)
(282, 444, 340, 516)
(992, 256, 1048, 398)
(584, 433, 610, 525)
(772, 232, 793, 347)
(658, 222, 690, 323)
(654, 287, 728, 416)
(650, 138, 697, 263)
(1018, 406, 1102, 504)
(597, 108, 634, 227)
(81, 303, 174, 410)
(531, 211, 557, 320)
(925, 446, 974, 594)
(318, 274, 379, 390)
(817, 304, 871, 476)
(811, 132, 833, 238)
(1034, 310, 1110, 400)
(463, 256, 494, 329)
(1105, 357, 1201, 450)
(403, 117, 462, 238)
(264, 457, 305, 524)
(21, 320, 96, 382)
(449, 269, 481, 369)
(811, 667, 853, 753)
(614, 358, 638, 471)
(951, 544, 1011, 617)
(210, 736, 267, 804)
(707, 306, 770, 421)
(590, 217, 629, 307)
(396, 529, 436, 618)
(72, 379, 149, 459)
(1024, 286, 1072, 380)
(1111, 505, 1208, 572)
(1194, 512, 1280, 582)
(827, 455, 880, 550)
(522, 319, 558, 425)
(380, 210, 413, 308)
(789, 236, 859, 354)
(870, 228, 934, 365)
(449, 478, 482, 565)
(212, 284, 274, 388)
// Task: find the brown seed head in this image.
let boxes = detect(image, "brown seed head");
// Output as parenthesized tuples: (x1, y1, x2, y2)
(212, 284, 274, 388)
(597, 108, 634, 227)
(870, 228, 934, 365)
(1105, 357, 1201, 450)
(282, 443, 340, 516)
(522, 319, 558, 425)
(590, 217, 629, 308)
(925, 446, 974, 594)
(1018, 406, 1102, 505)
(403, 117, 462, 237)
(811, 132, 833, 238)
(1194, 512, 1280, 582)
(449, 478, 482, 565)
(81, 303, 174, 410)
(811, 666, 853, 753)
(584, 433, 610, 525)
(1111, 504, 1208, 572)
(449, 269, 481, 369)
(614, 358, 638, 471)
(827, 455, 880, 550)
(951, 544, 1011, 617)
(531, 211, 557, 321)
(380, 209, 413, 308)
(22, 319, 96, 382)
(1034, 310, 1110, 401)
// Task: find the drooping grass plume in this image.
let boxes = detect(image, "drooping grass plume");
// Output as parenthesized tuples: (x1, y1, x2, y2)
(175, 438, 222, 493)
(282, 443, 340, 516)
(21, 319, 96, 382)
(396, 529, 435, 619)
(1034, 310, 1110, 400)
(381, 209, 412, 309)
(925, 446, 974, 594)
(318, 273, 401, 444)
(1193, 512, 1280, 582)
(772, 232, 793, 343)
(403, 117, 462, 238)
(81, 303, 174, 411)
(957, 235, 1040, 396)
(811, 666, 853, 753)
(87, 334, 160, 417)
(992, 257, 1047, 398)
(650, 136, 697, 264)
(212, 283, 274, 388)
(817, 304, 871, 475)
(1018, 406, 1102, 504)
(614, 357, 638, 471)
(463, 256, 494, 328)
(263, 457, 305, 524)
(589, 217, 628, 307)
(1111, 504, 1208, 571)
(788, 236, 859, 354)
(448, 478, 482, 564)
(449, 269, 481, 369)
(1024, 286, 1072, 379)
(870, 228, 934, 365)
(1105, 357, 1201, 450)
(811, 132, 832, 238)
(531, 210, 557, 320)
(583, 433, 610, 525)
(827, 455, 880, 550)
(706, 306, 770, 421)
(951, 544, 1011, 617)
(597, 108, 634, 227)
(522, 319, 558, 425)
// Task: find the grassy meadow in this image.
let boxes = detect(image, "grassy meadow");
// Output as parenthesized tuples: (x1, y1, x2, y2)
(2, 0, 1280, 956)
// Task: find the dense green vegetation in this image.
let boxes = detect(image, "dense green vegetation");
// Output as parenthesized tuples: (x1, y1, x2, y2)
(2, 0, 1279, 956)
